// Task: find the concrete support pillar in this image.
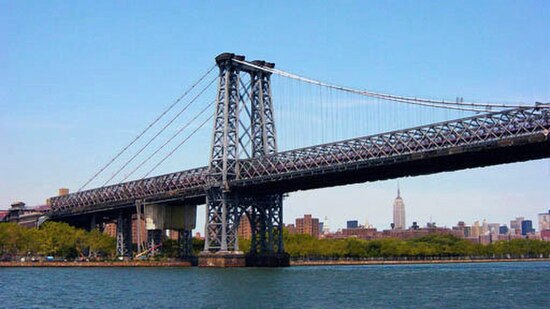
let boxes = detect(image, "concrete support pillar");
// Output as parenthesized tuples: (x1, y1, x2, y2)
(144, 203, 197, 260)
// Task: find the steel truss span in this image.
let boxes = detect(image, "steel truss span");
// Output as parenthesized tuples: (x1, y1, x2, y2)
(236, 106, 550, 188)
(49, 167, 208, 217)
(49, 106, 549, 218)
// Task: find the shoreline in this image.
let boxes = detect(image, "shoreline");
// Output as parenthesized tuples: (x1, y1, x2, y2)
(290, 257, 550, 266)
(0, 261, 192, 267)
(0, 258, 548, 267)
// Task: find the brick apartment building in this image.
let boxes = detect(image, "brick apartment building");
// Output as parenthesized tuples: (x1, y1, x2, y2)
(295, 214, 320, 239)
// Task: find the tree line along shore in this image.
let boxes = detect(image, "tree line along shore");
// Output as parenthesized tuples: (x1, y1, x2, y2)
(1, 222, 549, 262)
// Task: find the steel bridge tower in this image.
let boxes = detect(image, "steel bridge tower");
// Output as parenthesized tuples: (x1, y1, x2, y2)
(200, 53, 289, 267)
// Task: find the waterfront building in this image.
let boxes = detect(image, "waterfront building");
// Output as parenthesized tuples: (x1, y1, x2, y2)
(538, 210, 550, 232)
(487, 223, 500, 235)
(296, 214, 320, 239)
(104, 222, 116, 237)
(510, 217, 525, 235)
(2, 202, 49, 228)
(0, 210, 8, 221)
(392, 186, 406, 230)
(346, 220, 358, 229)
(237, 215, 252, 240)
(452, 221, 466, 237)
(499, 225, 509, 235)
(481, 219, 489, 235)
(285, 223, 296, 234)
(471, 221, 481, 238)
(341, 227, 378, 240)
(521, 220, 534, 236)
(479, 234, 492, 245)
(463, 226, 472, 237)
(382, 226, 462, 240)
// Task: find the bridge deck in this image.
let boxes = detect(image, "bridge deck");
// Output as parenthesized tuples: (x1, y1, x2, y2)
(49, 106, 549, 218)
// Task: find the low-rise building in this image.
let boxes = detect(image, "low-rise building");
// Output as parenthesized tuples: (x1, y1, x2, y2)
(382, 226, 463, 240)
(341, 227, 378, 240)
(237, 215, 252, 240)
(2, 202, 49, 228)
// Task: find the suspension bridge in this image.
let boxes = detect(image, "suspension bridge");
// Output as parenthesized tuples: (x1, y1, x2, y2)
(46, 53, 550, 267)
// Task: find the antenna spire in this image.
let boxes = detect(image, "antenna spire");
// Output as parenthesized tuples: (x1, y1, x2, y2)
(397, 182, 401, 198)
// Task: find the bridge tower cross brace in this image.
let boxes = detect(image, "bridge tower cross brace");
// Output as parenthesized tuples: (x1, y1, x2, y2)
(203, 53, 284, 265)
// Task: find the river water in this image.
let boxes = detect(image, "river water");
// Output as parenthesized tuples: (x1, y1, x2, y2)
(1, 262, 548, 308)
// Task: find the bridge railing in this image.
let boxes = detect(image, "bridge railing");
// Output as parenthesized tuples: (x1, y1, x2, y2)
(49, 166, 209, 215)
(237, 107, 550, 179)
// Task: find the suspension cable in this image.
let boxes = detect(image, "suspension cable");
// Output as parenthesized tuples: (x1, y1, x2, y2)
(232, 59, 533, 111)
(120, 100, 215, 182)
(78, 64, 216, 191)
(102, 76, 217, 186)
(143, 112, 214, 178)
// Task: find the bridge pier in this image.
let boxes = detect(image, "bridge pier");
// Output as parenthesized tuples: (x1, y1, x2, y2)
(244, 195, 289, 267)
(200, 189, 245, 267)
(178, 229, 193, 260)
(116, 212, 133, 259)
(147, 229, 163, 256)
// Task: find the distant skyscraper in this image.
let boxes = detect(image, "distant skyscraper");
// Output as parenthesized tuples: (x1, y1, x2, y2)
(472, 221, 481, 238)
(347, 220, 359, 229)
(487, 223, 500, 235)
(392, 185, 406, 230)
(322, 216, 331, 234)
(510, 217, 525, 235)
(521, 220, 534, 236)
(481, 219, 489, 235)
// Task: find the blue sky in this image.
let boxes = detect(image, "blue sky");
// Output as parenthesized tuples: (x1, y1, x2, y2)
(1, 1, 548, 232)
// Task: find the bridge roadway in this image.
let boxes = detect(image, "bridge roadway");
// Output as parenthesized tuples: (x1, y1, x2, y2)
(49, 106, 550, 225)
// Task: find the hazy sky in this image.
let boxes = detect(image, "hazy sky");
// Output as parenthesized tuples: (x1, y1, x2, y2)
(1, 1, 548, 233)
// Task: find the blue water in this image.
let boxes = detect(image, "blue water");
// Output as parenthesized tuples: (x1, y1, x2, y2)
(1, 262, 548, 308)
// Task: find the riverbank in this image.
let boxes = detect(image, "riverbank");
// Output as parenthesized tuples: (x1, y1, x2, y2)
(0, 261, 192, 267)
(1, 257, 548, 267)
(290, 257, 550, 266)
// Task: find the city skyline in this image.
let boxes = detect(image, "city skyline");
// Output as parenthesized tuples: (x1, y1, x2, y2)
(2, 173, 548, 235)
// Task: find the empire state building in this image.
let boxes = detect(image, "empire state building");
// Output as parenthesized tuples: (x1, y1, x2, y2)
(393, 186, 406, 230)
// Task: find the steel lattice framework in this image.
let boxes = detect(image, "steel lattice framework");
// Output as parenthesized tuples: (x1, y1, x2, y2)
(49, 167, 208, 216)
(236, 106, 550, 184)
(49, 106, 550, 218)
(204, 54, 283, 253)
